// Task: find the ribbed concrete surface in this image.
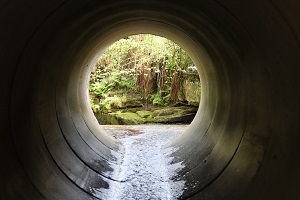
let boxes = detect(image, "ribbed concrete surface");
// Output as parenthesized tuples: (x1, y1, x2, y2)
(1, 1, 300, 199)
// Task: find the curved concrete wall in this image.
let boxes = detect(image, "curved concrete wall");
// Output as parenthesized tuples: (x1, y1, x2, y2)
(1, 1, 300, 199)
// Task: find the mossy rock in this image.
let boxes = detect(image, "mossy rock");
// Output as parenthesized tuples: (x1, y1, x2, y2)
(125, 98, 143, 108)
(95, 113, 119, 125)
(153, 113, 196, 123)
(152, 108, 174, 117)
(115, 112, 147, 125)
(122, 107, 145, 113)
(176, 106, 198, 115)
(96, 112, 147, 125)
(95, 106, 198, 125)
(153, 106, 198, 123)
(136, 110, 153, 118)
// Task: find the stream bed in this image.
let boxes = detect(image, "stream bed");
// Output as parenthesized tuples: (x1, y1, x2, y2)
(103, 124, 188, 200)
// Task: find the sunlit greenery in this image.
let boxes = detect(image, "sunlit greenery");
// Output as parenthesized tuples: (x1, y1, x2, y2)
(89, 34, 194, 113)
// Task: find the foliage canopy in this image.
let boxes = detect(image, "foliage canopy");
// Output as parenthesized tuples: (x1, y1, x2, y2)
(89, 34, 194, 112)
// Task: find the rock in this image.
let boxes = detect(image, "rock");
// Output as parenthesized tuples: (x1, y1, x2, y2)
(153, 113, 196, 123)
(95, 113, 119, 125)
(136, 111, 152, 118)
(96, 111, 147, 125)
(125, 98, 143, 108)
(152, 109, 174, 117)
(153, 106, 198, 123)
(95, 106, 198, 125)
(115, 112, 147, 125)
(183, 75, 201, 106)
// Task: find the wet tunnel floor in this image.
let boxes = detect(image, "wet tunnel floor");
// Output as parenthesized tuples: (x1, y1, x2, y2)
(103, 124, 188, 199)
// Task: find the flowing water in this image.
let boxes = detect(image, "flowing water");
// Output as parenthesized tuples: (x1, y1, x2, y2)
(103, 124, 188, 200)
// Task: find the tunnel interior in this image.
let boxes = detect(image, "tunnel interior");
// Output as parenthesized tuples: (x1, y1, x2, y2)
(1, 1, 300, 199)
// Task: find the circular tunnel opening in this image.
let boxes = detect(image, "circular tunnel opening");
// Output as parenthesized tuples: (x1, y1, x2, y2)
(88, 33, 200, 127)
(6, 1, 300, 200)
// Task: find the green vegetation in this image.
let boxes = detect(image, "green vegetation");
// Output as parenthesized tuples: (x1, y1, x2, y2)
(89, 34, 195, 117)
(94, 106, 199, 125)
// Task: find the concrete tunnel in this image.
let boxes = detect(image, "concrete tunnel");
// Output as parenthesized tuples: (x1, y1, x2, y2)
(1, 0, 300, 199)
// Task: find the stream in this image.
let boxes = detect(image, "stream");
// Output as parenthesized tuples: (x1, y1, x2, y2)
(103, 124, 188, 200)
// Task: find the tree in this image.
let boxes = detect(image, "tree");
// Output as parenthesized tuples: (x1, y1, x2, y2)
(89, 34, 194, 112)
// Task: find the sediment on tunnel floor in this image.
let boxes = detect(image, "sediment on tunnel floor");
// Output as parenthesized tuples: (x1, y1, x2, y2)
(1, 1, 300, 200)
